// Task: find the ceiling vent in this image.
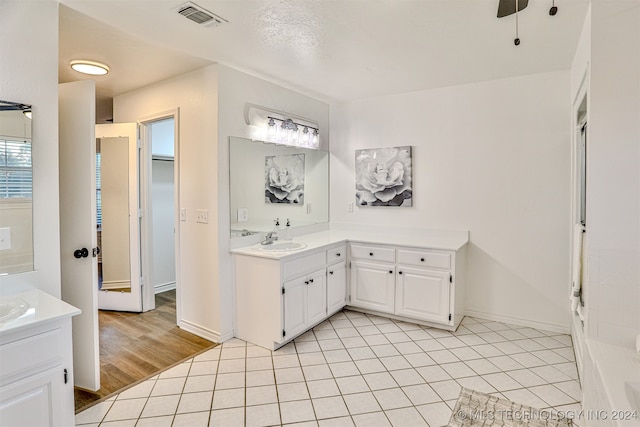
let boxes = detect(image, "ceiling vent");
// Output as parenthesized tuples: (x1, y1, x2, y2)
(176, 2, 227, 27)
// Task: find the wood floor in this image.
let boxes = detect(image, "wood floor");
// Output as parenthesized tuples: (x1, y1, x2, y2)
(74, 290, 216, 412)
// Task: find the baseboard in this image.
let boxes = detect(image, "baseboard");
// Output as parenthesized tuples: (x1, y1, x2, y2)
(178, 318, 234, 344)
(570, 312, 585, 377)
(464, 309, 570, 334)
(154, 281, 176, 294)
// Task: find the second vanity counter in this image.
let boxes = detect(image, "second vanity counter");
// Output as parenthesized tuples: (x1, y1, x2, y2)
(231, 228, 468, 350)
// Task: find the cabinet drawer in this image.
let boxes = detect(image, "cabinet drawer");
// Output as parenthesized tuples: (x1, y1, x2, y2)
(350, 244, 395, 263)
(0, 328, 62, 380)
(397, 249, 451, 270)
(326, 246, 346, 265)
(283, 251, 326, 281)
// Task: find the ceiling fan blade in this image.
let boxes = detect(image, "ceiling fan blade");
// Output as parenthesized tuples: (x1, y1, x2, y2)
(497, 0, 529, 18)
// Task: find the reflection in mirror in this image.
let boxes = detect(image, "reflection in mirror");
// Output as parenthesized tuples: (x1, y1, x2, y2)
(229, 137, 329, 238)
(0, 100, 33, 275)
(97, 137, 132, 292)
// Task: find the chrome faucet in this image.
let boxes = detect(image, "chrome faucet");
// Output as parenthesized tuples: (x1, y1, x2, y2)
(261, 218, 281, 245)
(261, 231, 279, 245)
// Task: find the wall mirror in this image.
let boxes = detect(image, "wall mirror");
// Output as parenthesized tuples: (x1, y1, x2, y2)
(0, 100, 33, 275)
(229, 137, 329, 238)
(97, 136, 132, 292)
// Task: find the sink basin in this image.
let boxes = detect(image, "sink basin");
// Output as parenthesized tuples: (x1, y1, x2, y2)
(258, 241, 307, 252)
(0, 298, 29, 324)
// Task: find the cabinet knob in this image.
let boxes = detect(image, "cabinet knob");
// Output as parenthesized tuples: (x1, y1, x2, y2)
(388, 270, 393, 274)
(329, 271, 334, 275)
(420, 258, 425, 262)
(399, 271, 403, 275)
(305, 280, 309, 285)
(369, 252, 374, 256)
(309, 278, 314, 283)
(336, 253, 341, 257)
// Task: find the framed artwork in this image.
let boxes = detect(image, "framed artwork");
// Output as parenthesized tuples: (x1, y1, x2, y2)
(355, 146, 412, 207)
(265, 153, 305, 204)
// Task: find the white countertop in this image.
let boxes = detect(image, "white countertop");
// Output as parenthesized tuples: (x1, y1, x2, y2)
(0, 283, 81, 337)
(230, 228, 469, 260)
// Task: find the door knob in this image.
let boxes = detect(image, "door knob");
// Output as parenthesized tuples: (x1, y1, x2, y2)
(92, 247, 101, 258)
(74, 248, 89, 259)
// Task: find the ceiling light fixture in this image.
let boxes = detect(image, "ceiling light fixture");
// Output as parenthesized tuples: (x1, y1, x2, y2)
(70, 60, 110, 76)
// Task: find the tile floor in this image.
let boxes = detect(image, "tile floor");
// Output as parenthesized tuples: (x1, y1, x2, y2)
(75, 311, 583, 427)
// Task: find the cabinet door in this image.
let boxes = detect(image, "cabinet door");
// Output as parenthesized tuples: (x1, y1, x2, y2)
(327, 262, 347, 315)
(350, 260, 395, 314)
(306, 269, 327, 326)
(0, 366, 64, 427)
(283, 278, 307, 340)
(395, 266, 450, 323)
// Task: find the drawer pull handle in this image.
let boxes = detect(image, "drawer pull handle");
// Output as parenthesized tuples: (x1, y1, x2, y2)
(420, 258, 425, 262)
(398, 271, 403, 275)
(336, 253, 341, 257)
(388, 270, 393, 274)
(305, 280, 309, 285)
(369, 252, 374, 256)
(309, 278, 314, 283)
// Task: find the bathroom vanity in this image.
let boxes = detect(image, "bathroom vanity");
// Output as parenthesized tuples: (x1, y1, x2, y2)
(0, 285, 80, 427)
(232, 228, 467, 350)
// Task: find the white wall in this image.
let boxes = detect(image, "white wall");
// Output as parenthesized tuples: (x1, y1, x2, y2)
(586, 0, 640, 349)
(217, 64, 330, 339)
(331, 71, 572, 331)
(151, 159, 176, 290)
(114, 66, 221, 340)
(0, 0, 61, 296)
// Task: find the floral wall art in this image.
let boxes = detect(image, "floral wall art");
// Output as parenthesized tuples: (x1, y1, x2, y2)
(265, 153, 305, 204)
(355, 146, 412, 207)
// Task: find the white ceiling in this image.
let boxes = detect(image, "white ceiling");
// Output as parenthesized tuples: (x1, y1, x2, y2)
(59, 0, 589, 109)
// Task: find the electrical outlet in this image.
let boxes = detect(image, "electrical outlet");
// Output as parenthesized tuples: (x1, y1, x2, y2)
(0, 227, 11, 251)
(180, 208, 187, 222)
(196, 209, 208, 224)
(237, 208, 249, 222)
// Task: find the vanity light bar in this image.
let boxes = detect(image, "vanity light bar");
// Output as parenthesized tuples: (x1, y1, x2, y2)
(267, 116, 319, 146)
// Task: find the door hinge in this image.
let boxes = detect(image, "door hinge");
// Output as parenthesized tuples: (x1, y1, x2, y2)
(282, 329, 286, 337)
(449, 274, 453, 283)
(63, 368, 68, 384)
(140, 277, 144, 288)
(281, 287, 285, 294)
(138, 209, 144, 218)
(349, 261, 351, 269)
(449, 313, 452, 321)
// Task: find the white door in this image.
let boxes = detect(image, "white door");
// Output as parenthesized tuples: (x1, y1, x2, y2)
(59, 80, 100, 391)
(96, 124, 142, 312)
(283, 277, 307, 340)
(350, 260, 395, 314)
(306, 269, 327, 326)
(327, 262, 347, 315)
(395, 266, 450, 323)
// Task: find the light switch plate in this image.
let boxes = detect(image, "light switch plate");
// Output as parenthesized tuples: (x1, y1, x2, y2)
(0, 227, 11, 251)
(196, 209, 208, 224)
(180, 208, 187, 222)
(237, 208, 249, 222)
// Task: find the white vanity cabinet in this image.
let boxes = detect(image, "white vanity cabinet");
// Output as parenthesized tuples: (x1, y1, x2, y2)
(283, 268, 327, 340)
(235, 244, 346, 350)
(0, 300, 78, 427)
(326, 245, 347, 316)
(348, 242, 466, 330)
